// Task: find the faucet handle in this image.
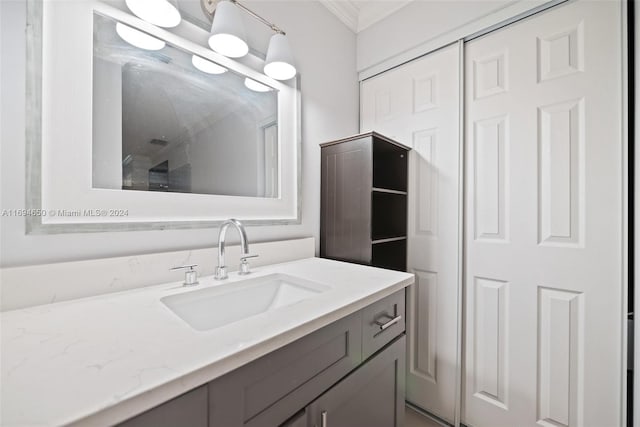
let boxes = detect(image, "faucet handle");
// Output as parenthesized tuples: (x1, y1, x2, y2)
(170, 264, 198, 270)
(170, 264, 199, 286)
(238, 254, 259, 275)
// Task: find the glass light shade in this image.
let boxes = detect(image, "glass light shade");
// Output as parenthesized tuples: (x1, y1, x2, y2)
(208, 1, 249, 58)
(125, 0, 181, 28)
(191, 55, 227, 74)
(244, 78, 272, 93)
(115, 23, 166, 51)
(264, 33, 296, 80)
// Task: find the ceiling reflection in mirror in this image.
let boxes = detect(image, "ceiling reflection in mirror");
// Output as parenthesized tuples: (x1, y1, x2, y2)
(92, 13, 279, 198)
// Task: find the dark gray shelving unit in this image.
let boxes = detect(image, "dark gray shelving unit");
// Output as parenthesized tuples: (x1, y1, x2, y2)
(320, 132, 410, 271)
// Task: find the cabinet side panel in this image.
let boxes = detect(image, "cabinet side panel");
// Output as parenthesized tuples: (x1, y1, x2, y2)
(320, 137, 372, 264)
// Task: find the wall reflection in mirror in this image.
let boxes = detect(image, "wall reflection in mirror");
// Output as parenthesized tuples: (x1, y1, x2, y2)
(92, 13, 279, 198)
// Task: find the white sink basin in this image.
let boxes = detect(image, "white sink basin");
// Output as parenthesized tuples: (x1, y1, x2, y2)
(161, 273, 330, 331)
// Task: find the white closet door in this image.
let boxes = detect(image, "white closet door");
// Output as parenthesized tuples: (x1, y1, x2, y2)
(464, 1, 623, 426)
(361, 44, 461, 423)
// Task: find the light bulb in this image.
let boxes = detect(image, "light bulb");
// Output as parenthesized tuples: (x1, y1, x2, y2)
(191, 55, 227, 74)
(264, 61, 296, 81)
(208, 1, 249, 58)
(264, 33, 296, 80)
(125, 0, 181, 28)
(116, 23, 166, 51)
(244, 78, 272, 93)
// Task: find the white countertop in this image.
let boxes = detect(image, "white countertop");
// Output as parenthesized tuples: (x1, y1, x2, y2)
(1, 257, 414, 427)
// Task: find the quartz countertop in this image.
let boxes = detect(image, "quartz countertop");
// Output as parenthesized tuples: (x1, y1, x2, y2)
(1, 257, 414, 426)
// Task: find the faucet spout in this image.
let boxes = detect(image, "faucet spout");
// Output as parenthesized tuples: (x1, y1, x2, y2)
(215, 219, 250, 280)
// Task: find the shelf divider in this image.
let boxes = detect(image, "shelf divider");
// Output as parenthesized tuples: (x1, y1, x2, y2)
(371, 236, 407, 245)
(372, 187, 408, 195)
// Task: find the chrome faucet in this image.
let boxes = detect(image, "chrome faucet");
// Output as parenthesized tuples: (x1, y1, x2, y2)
(214, 219, 258, 280)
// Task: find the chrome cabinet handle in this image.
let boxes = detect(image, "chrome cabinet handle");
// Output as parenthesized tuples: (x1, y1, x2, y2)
(321, 410, 327, 427)
(374, 314, 402, 331)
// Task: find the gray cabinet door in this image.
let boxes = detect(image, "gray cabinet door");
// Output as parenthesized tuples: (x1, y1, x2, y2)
(117, 386, 208, 427)
(306, 335, 406, 427)
(209, 312, 363, 427)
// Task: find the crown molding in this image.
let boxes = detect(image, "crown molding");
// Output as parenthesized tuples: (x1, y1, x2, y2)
(319, 0, 414, 33)
(318, 0, 359, 32)
(357, 0, 412, 32)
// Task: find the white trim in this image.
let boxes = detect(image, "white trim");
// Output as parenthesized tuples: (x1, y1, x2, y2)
(317, 0, 359, 33)
(621, 0, 630, 425)
(357, 1, 413, 32)
(454, 39, 465, 427)
(634, 0, 639, 425)
(358, 0, 559, 81)
(318, 0, 413, 34)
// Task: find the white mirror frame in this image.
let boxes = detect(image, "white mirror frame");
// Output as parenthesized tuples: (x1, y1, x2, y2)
(25, 0, 301, 234)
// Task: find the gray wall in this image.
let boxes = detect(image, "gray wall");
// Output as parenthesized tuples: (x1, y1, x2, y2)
(0, 0, 358, 267)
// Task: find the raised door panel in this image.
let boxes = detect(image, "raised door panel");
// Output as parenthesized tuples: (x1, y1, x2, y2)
(362, 43, 461, 423)
(464, 2, 623, 426)
(306, 335, 406, 427)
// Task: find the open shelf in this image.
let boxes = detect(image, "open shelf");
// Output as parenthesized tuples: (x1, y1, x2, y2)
(371, 192, 407, 241)
(372, 239, 407, 271)
(373, 138, 408, 192)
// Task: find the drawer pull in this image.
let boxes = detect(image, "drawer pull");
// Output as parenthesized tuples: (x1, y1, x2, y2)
(374, 314, 402, 331)
(321, 410, 328, 427)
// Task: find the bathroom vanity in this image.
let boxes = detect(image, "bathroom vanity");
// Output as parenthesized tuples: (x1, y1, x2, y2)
(0, 257, 413, 426)
(123, 290, 406, 427)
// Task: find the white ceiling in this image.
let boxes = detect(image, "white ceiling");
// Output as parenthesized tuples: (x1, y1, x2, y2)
(318, 0, 415, 33)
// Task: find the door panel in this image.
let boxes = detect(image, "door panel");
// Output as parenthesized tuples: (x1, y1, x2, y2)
(361, 44, 461, 423)
(463, 1, 623, 426)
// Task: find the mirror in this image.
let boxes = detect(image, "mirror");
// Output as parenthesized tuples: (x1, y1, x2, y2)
(25, 0, 300, 233)
(92, 13, 279, 198)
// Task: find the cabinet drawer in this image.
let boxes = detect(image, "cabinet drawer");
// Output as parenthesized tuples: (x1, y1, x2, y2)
(209, 311, 362, 427)
(362, 289, 405, 360)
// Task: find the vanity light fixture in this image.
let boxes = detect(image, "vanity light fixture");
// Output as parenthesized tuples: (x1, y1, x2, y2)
(205, 0, 296, 80)
(192, 55, 228, 74)
(125, 0, 182, 28)
(244, 77, 272, 93)
(208, 0, 249, 58)
(115, 23, 166, 51)
(264, 33, 297, 81)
